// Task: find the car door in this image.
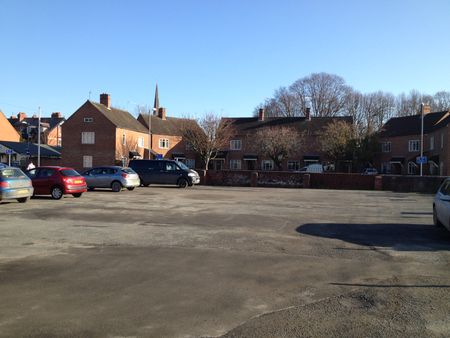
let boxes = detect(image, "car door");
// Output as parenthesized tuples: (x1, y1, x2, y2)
(160, 161, 182, 184)
(435, 180, 450, 226)
(84, 168, 101, 188)
(34, 168, 56, 194)
(103, 168, 117, 187)
(83, 169, 95, 187)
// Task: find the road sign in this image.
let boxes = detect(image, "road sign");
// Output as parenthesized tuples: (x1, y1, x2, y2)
(156, 154, 163, 160)
(5, 149, 13, 155)
(416, 156, 428, 164)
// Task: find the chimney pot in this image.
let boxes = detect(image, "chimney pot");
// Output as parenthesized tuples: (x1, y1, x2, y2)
(158, 107, 167, 120)
(17, 112, 27, 121)
(51, 112, 62, 118)
(258, 108, 265, 121)
(100, 93, 111, 109)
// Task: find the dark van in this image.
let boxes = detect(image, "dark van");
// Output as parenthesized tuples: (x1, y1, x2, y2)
(129, 160, 200, 188)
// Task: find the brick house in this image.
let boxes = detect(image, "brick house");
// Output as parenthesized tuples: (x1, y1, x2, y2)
(0, 111, 20, 142)
(62, 94, 149, 171)
(216, 108, 353, 171)
(8, 112, 65, 146)
(376, 104, 450, 176)
(137, 108, 199, 168)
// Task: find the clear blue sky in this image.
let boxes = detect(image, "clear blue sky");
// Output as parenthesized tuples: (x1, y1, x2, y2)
(1, 0, 450, 118)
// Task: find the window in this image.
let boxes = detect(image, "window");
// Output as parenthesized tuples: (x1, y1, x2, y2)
(441, 133, 444, 149)
(83, 155, 93, 168)
(439, 180, 450, 195)
(262, 160, 274, 171)
(408, 161, 417, 175)
(287, 161, 300, 171)
(122, 133, 126, 146)
(230, 140, 242, 150)
(381, 142, 391, 153)
(230, 159, 241, 170)
(185, 159, 195, 168)
(137, 137, 144, 148)
(81, 132, 95, 144)
(408, 140, 420, 152)
(159, 138, 169, 149)
(430, 136, 434, 150)
(83, 117, 93, 123)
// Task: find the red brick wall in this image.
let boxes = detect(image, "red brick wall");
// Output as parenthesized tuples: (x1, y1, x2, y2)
(61, 102, 116, 171)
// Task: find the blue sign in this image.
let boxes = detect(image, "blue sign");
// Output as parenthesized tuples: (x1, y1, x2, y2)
(6, 149, 14, 155)
(416, 156, 428, 164)
(156, 154, 163, 160)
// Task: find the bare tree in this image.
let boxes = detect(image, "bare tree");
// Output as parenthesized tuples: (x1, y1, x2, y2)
(360, 91, 395, 135)
(290, 73, 352, 117)
(433, 91, 450, 111)
(320, 120, 354, 164)
(178, 113, 235, 170)
(251, 126, 304, 170)
(115, 135, 140, 165)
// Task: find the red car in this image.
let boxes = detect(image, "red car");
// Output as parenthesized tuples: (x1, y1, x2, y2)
(26, 166, 87, 199)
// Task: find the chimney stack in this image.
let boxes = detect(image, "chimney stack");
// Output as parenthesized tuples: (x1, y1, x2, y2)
(258, 108, 265, 121)
(158, 107, 167, 120)
(305, 107, 311, 121)
(17, 112, 27, 121)
(100, 93, 111, 109)
(51, 112, 62, 118)
(421, 103, 431, 115)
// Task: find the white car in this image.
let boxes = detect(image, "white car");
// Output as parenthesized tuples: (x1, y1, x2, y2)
(298, 163, 324, 173)
(433, 178, 450, 231)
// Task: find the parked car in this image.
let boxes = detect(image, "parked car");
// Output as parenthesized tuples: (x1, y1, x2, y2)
(82, 166, 140, 192)
(298, 163, 324, 173)
(433, 178, 450, 231)
(362, 168, 378, 175)
(0, 163, 34, 203)
(129, 159, 200, 188)
(26, 166, 87, 200)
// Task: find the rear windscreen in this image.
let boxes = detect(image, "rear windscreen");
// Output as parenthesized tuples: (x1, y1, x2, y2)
(0, 168, 25, 178)
(122, 168, 136, 174)
(60, 169, 81, 177)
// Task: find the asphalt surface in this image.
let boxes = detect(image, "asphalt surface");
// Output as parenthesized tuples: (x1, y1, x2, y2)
(0, 186, 449, 337)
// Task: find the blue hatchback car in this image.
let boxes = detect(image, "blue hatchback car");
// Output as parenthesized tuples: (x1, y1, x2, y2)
(0, 163, 34, 203)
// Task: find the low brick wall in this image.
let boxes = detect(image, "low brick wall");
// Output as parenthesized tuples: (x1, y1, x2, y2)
(309, 173, 375, 190)
(381, 175, 446, 193)
(202, 170, 445, 193)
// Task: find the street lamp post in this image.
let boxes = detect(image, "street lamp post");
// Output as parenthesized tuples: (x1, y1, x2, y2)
(37, 106, 41, 167)
(420, 103, 424, 176)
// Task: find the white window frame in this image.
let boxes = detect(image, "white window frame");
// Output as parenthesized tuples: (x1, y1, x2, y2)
(138, 137, 144, 148)
(83, 117, 93, 123)
(229, 159, 242, 170)
(230, 139, 242, 151)
(81, 132, 95, 144)
(159, 138, 169, 149)
(261, 160, 274, 171)
(430, 136, 434, 151)
(381, 142, 391, 153)
(83, 155, 93, 168)
(408, 140, 420, 152)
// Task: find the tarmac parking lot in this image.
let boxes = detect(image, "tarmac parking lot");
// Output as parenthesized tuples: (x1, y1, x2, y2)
(1, 186, 450, 337)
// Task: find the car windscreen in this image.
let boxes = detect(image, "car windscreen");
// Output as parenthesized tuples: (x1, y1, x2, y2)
(60, 169, 81, 177)
(0, 168, 26, 178)
(176, 161, 189, 171)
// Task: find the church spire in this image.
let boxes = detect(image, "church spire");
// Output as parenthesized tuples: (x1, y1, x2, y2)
(153, 83, 159, 114)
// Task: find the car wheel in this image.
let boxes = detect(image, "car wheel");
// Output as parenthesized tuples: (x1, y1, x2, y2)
(111, 181, 122, 192)
(177, 178, 188, 188)
(127, 187, 135, 191)
(142, 183, 150, 187)
(72, 193, 82, 198)
(433, 207, 443, 227)
(17, 197, 29, 203)
(51, 186, 63, 200)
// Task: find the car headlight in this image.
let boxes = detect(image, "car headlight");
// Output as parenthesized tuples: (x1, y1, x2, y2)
(188, 172, 196, 177)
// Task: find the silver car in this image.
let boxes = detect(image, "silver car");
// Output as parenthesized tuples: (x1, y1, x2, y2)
(82, 166, 140, 192)
(433, 178, 450, 231)
(0, 164, 34, 203)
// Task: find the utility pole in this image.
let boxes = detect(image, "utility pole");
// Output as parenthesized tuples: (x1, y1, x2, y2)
(148, 111, 152, 159)
(420, 103, 424, 176)
(38, 106, 41, 167)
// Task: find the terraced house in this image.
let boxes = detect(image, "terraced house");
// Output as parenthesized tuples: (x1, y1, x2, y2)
(216, 108, 353, 171)
(62, 94, 149, 171)
(376, 104, 450, 176)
